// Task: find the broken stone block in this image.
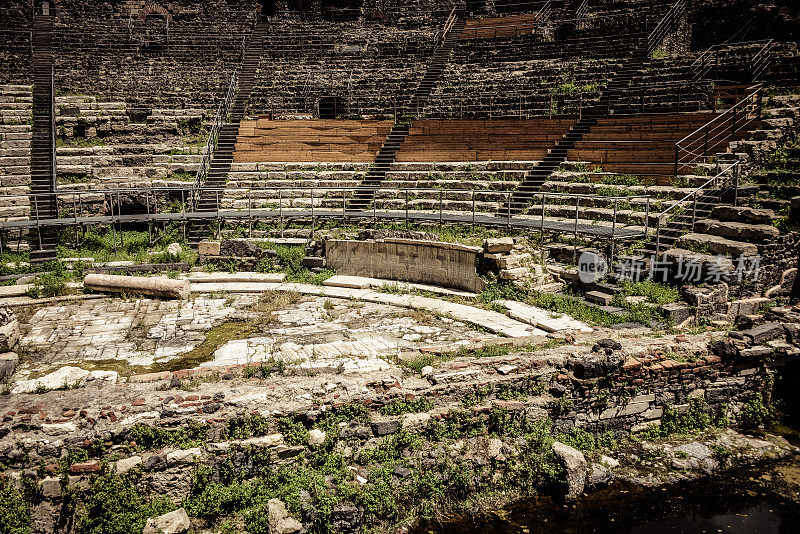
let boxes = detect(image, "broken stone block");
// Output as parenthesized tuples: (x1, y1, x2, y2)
(711, 205, 775, 225)
(0, 318, 19, 352)
(742, 322, 785, 345)
(198, 240, 221, 256)
(40, 477, 62, 499)
(660, 302, 692, 325)
(483, 237, 513, 254)
(0, 351, 18, 381)
(143, 508, 190, 534)
(267, 499, 303, 534)
(552, 441, 586, 500)
(84, 274, 190, 300)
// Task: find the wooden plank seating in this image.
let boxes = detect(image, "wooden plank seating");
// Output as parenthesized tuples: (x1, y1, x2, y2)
(562, 112, 759, 184)
(394, 118, 577, 162)
(460, 14, 538, 40)
(233, 119, 393, 163)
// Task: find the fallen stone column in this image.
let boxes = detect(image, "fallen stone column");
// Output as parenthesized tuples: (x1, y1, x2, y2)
(83, 274, 190, 300)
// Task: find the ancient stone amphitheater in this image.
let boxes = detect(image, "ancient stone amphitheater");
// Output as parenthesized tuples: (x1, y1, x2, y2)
(0, 1, 799, 533)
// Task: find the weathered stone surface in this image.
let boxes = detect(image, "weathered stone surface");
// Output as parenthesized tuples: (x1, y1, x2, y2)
(742, 322, 785, 345)
(0, 351, 18, 381)
(552, 441, 586, 500)
(372, 420, 400, 436)
(115, 456, 143, 474)
(308, 429, 326, 446)
(483, 237, 514, 253)
(165, 243, 182, 257)
(221, 239, 259, 258)
(325, 239, 485, 293)
(587, 463, 611, 488)
(693, 219, 779, 242)
(198, 240, 221, 256)
(660, 303, 692, 325)
(267, 498, 303, 534)
(487, 438, 503, 459)
(40, 477, 62, 499)
(12, 366, 118, 394)
(0, 317, 19, 352)
(710, 205, 775, 225)
(166, 448, 202, 465)
(84, 274, 190, 300)
(143, 508, 190, 534)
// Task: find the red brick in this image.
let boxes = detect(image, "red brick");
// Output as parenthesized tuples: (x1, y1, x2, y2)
(132, 399, 146, 407)
(70, 461, 100, 474)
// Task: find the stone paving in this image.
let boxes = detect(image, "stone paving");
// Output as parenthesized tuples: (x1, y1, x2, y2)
(202, 298, 491, 374)
(17, 295, 257, 374)
(14, 293, 492, 383)
(189, 281, 546, 337)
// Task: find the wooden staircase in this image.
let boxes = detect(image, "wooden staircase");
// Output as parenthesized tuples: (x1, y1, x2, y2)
(29, 15, 58, 262)
(347, 14, 466, 211)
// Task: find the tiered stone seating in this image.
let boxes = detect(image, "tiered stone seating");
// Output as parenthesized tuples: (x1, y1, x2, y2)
(247, 19, 437, 118)
(0, 84, 31, 224)
(232, 119, 393, 163)
(394, 118, 575, 161)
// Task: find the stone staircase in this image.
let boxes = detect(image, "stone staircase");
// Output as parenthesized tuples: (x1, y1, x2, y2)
(190, 21, 270, 242)
(347, 15, 466, 211)
(499, 56, 647, 216)
(30, 16, 58, 262)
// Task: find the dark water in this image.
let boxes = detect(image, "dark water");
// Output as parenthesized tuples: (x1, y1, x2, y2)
(415, 465, 800, 534)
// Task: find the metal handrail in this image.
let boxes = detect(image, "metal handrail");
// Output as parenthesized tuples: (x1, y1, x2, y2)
(674, 85, 762, 173)
(6, 186, 652, 243)
(6, 185, 652, 201)
(691, 39, 774, 81)
(652, 160, 740, 254)
(537, 0, 554, 21)
(441, 7, 458, 43)
(646, 0, 686, 56)
(192, 72, 238, 195)
(750, 39, 774, 81)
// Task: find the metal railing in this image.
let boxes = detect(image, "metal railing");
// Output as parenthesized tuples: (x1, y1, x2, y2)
(691, 39, 774, 81)
(192, 72, 238, 196)
(1, 185, 650, 244)
(750, 39, 774, 81)
(646, 0, 686, 56)
(537, 0, 554, 22)
(440, 7, 459, 43)
(653, 160, 740, 255)
(574, 0, 590, 29)
(674, 85, 762, 175)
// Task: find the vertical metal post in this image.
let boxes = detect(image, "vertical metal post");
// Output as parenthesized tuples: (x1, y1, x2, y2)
(573, 196, 580, 263)
(692, 192, 697, 231)
(656, 216, 663, 256)
(405, 189, 409, 229)
(471, 190, 475, 228)
(311, 187, 315, 238)
(645, 197, 650, 236)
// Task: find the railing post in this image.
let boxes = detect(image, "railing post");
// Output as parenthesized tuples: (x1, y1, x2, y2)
(573, 196, 580, 263)
(656, 216, 662, 256)
(692, 192, 697, 232)
(540, 192, 545, 243)
(733, 162, 740, 207)
(471, 190, 475, 228)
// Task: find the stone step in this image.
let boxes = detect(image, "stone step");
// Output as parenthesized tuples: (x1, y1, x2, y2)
(676, 233, 758, 257)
